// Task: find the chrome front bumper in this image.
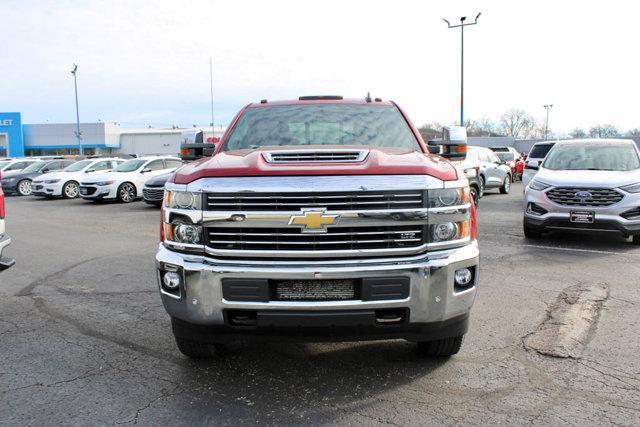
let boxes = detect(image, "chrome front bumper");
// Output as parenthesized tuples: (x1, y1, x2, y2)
(155, 243, 479, 330)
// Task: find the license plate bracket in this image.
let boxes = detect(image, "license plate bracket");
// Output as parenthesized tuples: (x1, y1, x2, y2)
(570, 210, 595, 223)
(274, 279, 357, 301)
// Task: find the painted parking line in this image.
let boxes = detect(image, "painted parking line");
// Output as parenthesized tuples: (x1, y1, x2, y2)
(521, 243, 632, 256)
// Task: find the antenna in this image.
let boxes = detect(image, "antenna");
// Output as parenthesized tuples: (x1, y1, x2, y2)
(365, 92, 372, 103)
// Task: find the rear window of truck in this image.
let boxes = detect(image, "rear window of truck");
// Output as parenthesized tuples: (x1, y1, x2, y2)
(528, 143, 555, 159)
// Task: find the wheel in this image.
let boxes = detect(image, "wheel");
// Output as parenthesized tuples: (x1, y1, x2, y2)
(632, 235, 640, 245)
(174, 336, 224, 358)
(62, 181, 79, 199)
(511, 172, 517, 183)
(470, 185, 479, 206)
(17, 179, 32, 196)
(523, 222, 542, 239)
(479, 175, 486, 195)
(117, 182, 136, 203)
(417, 335, 464, 357)
(500, 175, 511, 194)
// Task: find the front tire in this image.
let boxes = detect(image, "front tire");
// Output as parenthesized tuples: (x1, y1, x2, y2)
(175, 336, 223, 358)
(500, 175, 511, 194)
(470, 185, 479, 206)
(417, 335, 464, 357)
(17, 179, 32, 196)
(62, 181, 79, 199)
(523, 222, 542, 239)
(117, 182, 136, 203)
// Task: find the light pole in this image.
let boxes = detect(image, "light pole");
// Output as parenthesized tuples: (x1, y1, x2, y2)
(443, 12, 481, 126)
(71, 64, 83, 155)
(543, 104, 553, 140)
(209, 57, 215, 137)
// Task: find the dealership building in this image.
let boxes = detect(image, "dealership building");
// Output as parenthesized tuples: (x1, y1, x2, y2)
(0, 112, 224, 158)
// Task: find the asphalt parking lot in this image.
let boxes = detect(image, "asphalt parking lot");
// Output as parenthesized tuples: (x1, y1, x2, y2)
(1, 182, 640, 425)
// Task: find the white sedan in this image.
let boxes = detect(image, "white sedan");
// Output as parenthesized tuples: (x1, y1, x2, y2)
(79, 156, 183, 203)
(32, 158, 124, 198)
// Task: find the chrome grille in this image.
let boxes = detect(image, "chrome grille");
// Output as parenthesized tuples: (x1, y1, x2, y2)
(205, 191, 424, 211)
(546, 187, 624, 207)
(143, 187, 165, 201)
(263, 150, 367, 163)
(206, 225, 425, 251)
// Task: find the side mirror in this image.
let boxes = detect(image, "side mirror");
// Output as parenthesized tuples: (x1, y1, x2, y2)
(85, 169, 95, 173)
(427, 126, 467, 160)
(141, 168, 152, 173)
(526, 160, 540, 170)
(41, 168, 50, 173)
(426, 145, 440, 154)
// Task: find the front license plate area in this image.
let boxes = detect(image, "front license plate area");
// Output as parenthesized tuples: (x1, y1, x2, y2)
(274, 279, 357, 301)
(570, 210, 595, 223)
(79, 188, 88, 195)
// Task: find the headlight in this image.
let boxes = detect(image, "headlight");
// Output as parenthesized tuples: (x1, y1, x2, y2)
(528, 180, 551, 191)
(431, 220, 470, 242)
(45, 179, 60, 184)
(620, 183, 640, 193)
(164, 190, 202, 210)
(427, 187, 470, 208)
(96, 181, 115, 186)
(164, 221, 202, 244)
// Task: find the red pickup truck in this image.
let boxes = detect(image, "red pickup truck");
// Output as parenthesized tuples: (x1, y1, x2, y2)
(0, 184, 14, 271)
(156, 96, 479, 358)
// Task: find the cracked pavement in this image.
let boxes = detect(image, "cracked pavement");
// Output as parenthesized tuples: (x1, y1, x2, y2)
(1, 182, 640, 425)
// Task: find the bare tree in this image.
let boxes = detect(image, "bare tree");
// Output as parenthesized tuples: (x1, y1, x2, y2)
(626, 128, 640, 137)
(418, 122, 442, 141)
(589, 124, 621, 138)
(569, 128, 587, 139)
(499, 109, 536, 139)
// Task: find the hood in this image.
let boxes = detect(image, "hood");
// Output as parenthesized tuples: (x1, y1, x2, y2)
(536, 168, 640, 188)
(33, 171, 64, 183)
(145, 173, 172, 187)
(2, 171, 39, 181)
(80, 172, 113, 184)
(1, 170, 25, 179)
(173, 146, 458, 184)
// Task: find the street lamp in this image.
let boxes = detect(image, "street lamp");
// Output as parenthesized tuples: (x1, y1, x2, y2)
(71, 64, 83, 155)
(209, 57, 215, 136)
(443, 12, 481, 126)
(543, 104, 554, 140)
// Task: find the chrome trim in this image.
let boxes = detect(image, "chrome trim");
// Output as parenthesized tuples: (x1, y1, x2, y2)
(262, 149, 369, 163)
(204, 243, 429, 259)
(186, 175, 446, 193)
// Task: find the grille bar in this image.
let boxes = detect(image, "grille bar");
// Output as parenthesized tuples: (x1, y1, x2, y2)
(264, 150, 368, 163)
(205, 191, 424, 211)
(207, 226, 425, 251)
(547, 187, 623, 207)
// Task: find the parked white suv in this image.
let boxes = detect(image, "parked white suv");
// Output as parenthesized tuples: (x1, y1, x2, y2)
(32, 158, 124, 198)
(523, 139, 640, 243)
(79, 156, 183, 203)
(522, 141, 556, 188)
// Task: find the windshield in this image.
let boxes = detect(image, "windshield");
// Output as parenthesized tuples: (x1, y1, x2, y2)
(543, 143, 640, 171)
(21, 162, 46, 173)
(529, 144, 555, 159)
(63, 160, 93, 172)
(0, 161, 10, 169)
(496, 152, 515, 162)
(224, 104, 420, 151)
(113, 159, 146, 172)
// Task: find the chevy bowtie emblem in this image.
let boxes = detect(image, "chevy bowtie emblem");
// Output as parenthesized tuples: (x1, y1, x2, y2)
(289, 209, 339, 233)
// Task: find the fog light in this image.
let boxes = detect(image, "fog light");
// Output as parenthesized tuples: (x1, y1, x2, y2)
(433, 222, 457, 242)
(454, 268, 473, 287)
(163, 272, 181, 289)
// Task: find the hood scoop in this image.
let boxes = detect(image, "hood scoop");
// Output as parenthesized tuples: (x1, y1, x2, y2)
(262, 149, 369, 163)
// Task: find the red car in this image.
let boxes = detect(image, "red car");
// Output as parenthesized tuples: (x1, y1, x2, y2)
(0, 181, 14, 271)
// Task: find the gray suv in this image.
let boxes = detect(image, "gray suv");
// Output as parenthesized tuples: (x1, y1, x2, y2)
(523, 139, 640, 243)
(467, 146, 512, 194)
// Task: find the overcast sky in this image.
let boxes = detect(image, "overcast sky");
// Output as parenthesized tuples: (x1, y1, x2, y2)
(1, 0, 638, 133)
